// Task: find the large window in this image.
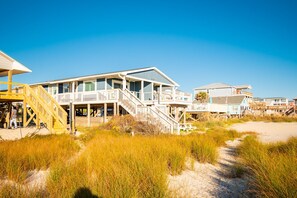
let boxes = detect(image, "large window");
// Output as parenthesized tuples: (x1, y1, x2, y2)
(51, 85, 58, 95)
(63, 83, 70, 93)
(85, 81, 95, 91)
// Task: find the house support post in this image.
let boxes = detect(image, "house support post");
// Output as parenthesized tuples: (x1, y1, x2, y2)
(23, 97, 27, 127)
(87, 103, 91, 127)
(36, 113, 40, 129)
(183, 108, 186, 124)
(104, 103, 107, 123)
(6, 102, 12, 128)
(117, 103, 120, 115)
(175, 107, 179, 122)
(113, 102, 117, 116)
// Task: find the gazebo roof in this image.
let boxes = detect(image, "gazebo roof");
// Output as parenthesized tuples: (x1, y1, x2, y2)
(0, 51, 32, 77)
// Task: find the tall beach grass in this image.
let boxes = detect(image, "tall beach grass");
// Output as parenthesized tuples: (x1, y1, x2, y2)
(0, 135, 79, 182)
(46, 130, 223, 197)
(239, 136, 297, 198)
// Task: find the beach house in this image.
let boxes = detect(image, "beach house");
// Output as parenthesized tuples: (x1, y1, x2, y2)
(34, 67, 192, 133)
(188, 83, 253, 117)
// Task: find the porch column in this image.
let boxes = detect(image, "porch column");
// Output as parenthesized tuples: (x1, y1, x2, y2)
(103, 103, 107, 123)
(141, 80, 144, 101)
(87, 103, 91, 127)
(159, 85, 162, 103)
(172, 87, 176, 102)
(122, 77, 126, 90)
(8, 70, 12, 93)
(72, 82, 75, 101)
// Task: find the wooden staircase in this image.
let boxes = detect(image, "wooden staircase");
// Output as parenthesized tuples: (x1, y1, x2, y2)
(284, 107, 295, 116)
(118, 89, 180, 134)
(0, 81, 67, 133)
(23, 85, 67, 133)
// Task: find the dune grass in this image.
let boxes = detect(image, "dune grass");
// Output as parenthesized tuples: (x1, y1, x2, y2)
(46, 129, 225, 197)
(0, 135, 79, 183)
(239, 136, 297, 198)
(0, 119, 242, 197)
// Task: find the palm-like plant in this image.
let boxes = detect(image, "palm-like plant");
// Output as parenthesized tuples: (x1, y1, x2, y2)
(195, 92, 209, 103)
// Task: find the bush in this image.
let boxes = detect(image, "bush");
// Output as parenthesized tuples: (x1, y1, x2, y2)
(105, 115, 162, 135)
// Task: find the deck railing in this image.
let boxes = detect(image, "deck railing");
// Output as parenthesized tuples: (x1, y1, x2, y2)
(187, 103, 228, 113)
(52, 89, 192, 105)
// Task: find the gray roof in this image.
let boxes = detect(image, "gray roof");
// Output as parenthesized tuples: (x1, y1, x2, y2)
(195, 83, 232, 90)
(212, 95, 245, 105)
(195, 82, 252, 90)
(32, 67, 178, 86)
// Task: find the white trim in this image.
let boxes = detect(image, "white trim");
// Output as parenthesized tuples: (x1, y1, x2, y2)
(126, 75, 174, 87)
(32, 67, 179, 87)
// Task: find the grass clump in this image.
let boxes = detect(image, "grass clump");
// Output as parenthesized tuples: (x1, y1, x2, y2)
(239, 136, 297, 198)
(0, 135, 79, 182)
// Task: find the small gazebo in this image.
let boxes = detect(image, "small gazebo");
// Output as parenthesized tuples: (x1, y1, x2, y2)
(0, 51, 32, 93)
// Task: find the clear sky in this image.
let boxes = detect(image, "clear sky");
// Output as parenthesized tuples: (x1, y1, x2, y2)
(1, 0, 296, 99)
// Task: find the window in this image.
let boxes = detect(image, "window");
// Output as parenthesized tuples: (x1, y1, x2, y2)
(85, 81, 95, 91)
(77, 81, 83, 92)
(52, 85, 58, 95)
(63, 83, 70, 93)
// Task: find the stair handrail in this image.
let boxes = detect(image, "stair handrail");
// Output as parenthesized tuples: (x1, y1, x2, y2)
(23, 85, 52, 124)
(119, 88, 179, 134)
(123, 89, 146, 107)
(118, 89, 139, 115)
(24, 85, 66, 132)
(35, 85, 67, 126)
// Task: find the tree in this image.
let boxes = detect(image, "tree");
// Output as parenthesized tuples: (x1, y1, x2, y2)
(195, 92, 209, 103)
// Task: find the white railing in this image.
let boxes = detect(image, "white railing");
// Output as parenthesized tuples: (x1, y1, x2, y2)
(187, 103, 228, 113)
(122, 89, 180, 134)
(53, 90, 119, 104)
(50, 89, 180, 134)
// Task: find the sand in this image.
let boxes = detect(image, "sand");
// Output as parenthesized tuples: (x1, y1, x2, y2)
(168, 137, 249, 197)
(0, 127, 51, 141)
(230, 121, 297, 143)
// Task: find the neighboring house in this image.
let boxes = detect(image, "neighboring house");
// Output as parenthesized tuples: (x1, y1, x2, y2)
(194, 83, 253, 98)
(251, 97, 289, 115)
(294, 97, 297, 106)
(262, 97, 288, 107)
(34, 67, 192, 133)
(188, 83, 252, 116)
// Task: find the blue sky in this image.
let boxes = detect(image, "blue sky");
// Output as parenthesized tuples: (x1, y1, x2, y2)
(1, 0, 297, 99)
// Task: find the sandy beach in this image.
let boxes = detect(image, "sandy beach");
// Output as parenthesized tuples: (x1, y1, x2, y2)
(230, 121, 297, 143)
(0, 127, 50, 141)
